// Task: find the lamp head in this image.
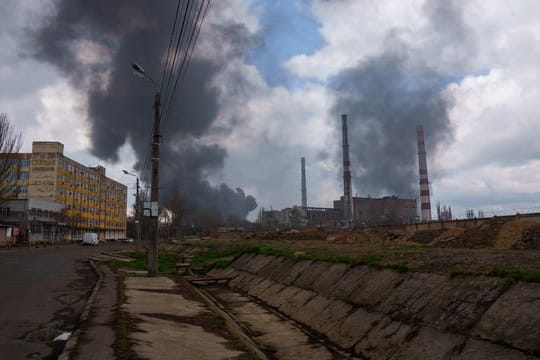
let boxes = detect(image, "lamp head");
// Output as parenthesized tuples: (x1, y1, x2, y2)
(132, 63, 145, 74)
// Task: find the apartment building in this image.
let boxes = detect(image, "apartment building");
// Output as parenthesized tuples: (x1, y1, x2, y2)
(0, 141, 127, 244)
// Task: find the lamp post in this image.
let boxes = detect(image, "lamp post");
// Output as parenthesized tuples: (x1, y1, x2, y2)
(132, 63, 160, 277)
(123, 170, 141, 247)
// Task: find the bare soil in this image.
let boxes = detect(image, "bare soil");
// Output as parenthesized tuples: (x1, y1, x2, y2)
(169, 220, 540, 276)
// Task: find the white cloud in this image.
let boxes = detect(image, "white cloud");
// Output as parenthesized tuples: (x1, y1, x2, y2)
(29, 80, 91, 152)
(285, 0, 427, 79)
(204, 56, 340, 211)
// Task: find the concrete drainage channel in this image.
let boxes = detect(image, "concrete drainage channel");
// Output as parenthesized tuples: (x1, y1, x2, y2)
(190, 280, 358, 360)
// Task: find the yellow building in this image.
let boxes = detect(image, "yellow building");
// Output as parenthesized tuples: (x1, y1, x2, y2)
(1, 141, 127, 242)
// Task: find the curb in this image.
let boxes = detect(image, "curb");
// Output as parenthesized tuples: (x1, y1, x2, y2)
(190, 284, 268, 360)
(58, 259, 104, 360)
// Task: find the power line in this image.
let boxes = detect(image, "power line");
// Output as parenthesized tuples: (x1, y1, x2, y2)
(161, 0, 211, 134)
(160, 0, 184, 93)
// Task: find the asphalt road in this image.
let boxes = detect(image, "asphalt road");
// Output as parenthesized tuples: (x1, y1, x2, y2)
(0, 242, 133, 359)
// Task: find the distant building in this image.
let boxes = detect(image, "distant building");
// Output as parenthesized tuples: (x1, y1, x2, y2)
(0, 141, 127, 245)
(258, 205, 341, 229)
(334, 195, 417, 226)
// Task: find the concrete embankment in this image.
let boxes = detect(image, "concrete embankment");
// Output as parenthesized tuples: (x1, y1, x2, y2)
(209, 254, 540, 359)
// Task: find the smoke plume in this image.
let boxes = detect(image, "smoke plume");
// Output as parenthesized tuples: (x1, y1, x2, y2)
(30, 0, 257, 223)
(332, 2, 470, 198)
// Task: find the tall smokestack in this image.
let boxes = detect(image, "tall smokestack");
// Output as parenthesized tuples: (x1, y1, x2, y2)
(342, 114, 354, 222)
(417, 125, 432, 221)
(301, 157, 307, 207)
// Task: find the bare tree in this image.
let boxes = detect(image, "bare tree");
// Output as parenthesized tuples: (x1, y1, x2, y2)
(0, 113, 22, 200)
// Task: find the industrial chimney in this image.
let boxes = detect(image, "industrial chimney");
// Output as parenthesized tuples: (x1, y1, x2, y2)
(301, 157, 307, 207)
(342, 114, 354, 222)
(417, 125, 432, 221)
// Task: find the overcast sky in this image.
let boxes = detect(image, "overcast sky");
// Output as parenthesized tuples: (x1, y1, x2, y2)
(2, 0, 540, 220)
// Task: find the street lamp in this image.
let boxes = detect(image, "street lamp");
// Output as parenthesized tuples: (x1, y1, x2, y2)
(132, 62, 161, 277)
(123, 170, 141, 247)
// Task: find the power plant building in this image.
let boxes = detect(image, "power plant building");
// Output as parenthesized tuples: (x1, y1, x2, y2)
(0, 141, 127, 245)
(334, 196, 417, 226)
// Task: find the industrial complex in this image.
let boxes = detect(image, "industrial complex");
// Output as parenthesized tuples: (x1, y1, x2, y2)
(0, 141, 127, 245)
(259, 114, 431, 228)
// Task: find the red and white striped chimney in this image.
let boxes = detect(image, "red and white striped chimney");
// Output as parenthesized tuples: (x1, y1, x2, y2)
(417, 125, 432, 221)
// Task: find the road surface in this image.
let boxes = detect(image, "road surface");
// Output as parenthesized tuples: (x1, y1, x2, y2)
(0, 242, 132, 359)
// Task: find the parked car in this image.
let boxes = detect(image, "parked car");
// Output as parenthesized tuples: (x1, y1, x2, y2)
(82, 232, 99, 245)
(123, 238, 134, 243)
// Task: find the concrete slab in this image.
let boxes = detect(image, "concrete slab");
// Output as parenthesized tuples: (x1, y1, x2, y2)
(454, 339, 537, 360)
(388, 327, 464, 360)
(282, 260, 313, 284)
(328, 265, 371, 300)
(293, 262, 333, 290)
(311, 263, 350, 296)
(420, 275, 508, 331)
(244, 254, 274, 274)
(258, 256, 288, 278)
(473, 282, 540, 353)
(291, 295, 333, 326)
(278, 288, 317, 317)
(326, 306, 383, 349)
(248, 278, 276, 297)
(377, 272, 447, 319)
(355, 317, 413, 359)
(205, 285, 344, 360)
(266, 257, 297, 283)
(348, 269, 404, 308)
(230, 253, 257, 271)
(125, 276, 176, 290)
(124, 277, 251, 359)
(132, 315, 246, 360)
(262, 285, 301, 309)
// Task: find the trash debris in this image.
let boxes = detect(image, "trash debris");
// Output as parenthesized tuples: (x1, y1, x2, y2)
(53, 331, 72, 341)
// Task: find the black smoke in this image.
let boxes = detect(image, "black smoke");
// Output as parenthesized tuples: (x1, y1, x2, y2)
(331, 1, 471, 198)
(332, 47, 451, 197)
(29, 0, 257, 223)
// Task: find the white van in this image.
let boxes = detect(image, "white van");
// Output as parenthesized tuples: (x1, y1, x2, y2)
(82, 232, 99, 245)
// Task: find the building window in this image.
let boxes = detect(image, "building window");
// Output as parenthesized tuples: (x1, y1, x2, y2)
(19, 186, 27, 193)
(21, 159, 30, 167)
(20, 172, 28, 180)
(30, 224, 41, 234)
(0, 207, 10, 216)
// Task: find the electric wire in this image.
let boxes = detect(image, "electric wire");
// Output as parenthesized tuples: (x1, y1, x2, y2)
(161, 0, 210, 134)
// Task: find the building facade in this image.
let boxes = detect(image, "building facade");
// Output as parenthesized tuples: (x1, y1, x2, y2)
(334, 195, 417, 226)
(0, 141, 127, 244)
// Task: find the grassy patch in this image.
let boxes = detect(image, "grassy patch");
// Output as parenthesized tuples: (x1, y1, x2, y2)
(362, 254, 382, 266)
(487, 267, 540, 282)
(158, 253, 182, 274)
(101, 251, 181, 275)
(450, 268, 480, 277)
(386, 261, 409, 273)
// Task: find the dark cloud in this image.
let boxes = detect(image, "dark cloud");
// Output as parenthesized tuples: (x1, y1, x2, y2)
(30, 0, 257, 222)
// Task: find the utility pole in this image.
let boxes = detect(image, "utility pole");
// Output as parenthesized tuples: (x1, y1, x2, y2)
(131, 63, 160, 277)
(149, 91, 161, 277)
(135, 177, 141, 246)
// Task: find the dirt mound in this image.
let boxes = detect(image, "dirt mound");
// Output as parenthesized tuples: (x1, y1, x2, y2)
(326, 229, 384, 244)
(494, 220, 538, 249)
(430, 219, 506, 248)
(431, 228, 466, 246)
(517, 224, 540, 249)
(408, 229, 445, 244)
(246, 228, 327, 241)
